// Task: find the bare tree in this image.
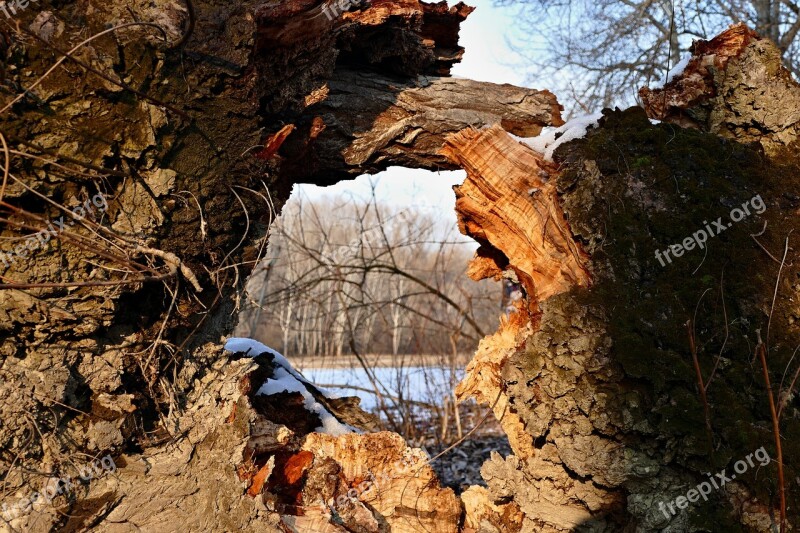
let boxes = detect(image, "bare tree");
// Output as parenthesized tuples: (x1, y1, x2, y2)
(498, 0, 800, 112)
(238, 187, 499, 359)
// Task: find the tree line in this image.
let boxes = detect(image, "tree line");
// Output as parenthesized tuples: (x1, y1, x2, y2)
(237, 190, 501, 360)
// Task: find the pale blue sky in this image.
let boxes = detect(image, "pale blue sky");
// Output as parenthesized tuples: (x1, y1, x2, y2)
(296, 0, 531, 213)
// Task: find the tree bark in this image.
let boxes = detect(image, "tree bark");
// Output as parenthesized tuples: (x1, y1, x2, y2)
(0, 1, 559, 531)
(274, 67, 564, 187)
(640, 23, 800, 156)
(447, 27, 800, 529)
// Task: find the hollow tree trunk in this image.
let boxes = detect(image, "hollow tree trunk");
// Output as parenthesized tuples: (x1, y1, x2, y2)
(1, 2, 798, 532)
(0, 1, 558, 531)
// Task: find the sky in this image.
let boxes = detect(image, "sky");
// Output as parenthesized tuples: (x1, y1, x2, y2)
(294, 0, 530, 212)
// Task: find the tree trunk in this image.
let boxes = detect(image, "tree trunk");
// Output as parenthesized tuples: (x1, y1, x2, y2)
(446, 25, 800, 531)
(0, 2, 558, 530)
(2, 1, 797, 531)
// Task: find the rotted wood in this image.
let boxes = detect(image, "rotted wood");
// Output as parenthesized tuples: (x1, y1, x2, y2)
(440, 124, 591, 309)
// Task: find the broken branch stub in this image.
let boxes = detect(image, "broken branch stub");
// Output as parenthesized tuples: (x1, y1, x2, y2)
(640, 23, 800, 155)
(286, 70, 566, 186)
(441, 125, 591, 310)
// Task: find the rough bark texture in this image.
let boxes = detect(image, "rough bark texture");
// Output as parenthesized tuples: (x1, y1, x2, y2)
(640, 23, 800, 156)
(452, 99, 800, 532)
(0, 1, 561, 531)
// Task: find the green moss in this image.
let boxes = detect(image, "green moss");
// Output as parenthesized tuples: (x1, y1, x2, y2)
(553, 106, 800, 520)
(632, 155, 652, 169)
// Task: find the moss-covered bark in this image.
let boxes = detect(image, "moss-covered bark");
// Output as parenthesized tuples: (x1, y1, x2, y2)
(487, 107, 800, 531)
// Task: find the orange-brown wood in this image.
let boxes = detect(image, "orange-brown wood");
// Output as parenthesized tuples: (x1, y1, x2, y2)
(441, 124, 591, 310)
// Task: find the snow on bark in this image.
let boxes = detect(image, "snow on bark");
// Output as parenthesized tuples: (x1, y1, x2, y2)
(514, 112, 603, 162)
(225, 337, 353, 435)
(640, 23, 800, 155)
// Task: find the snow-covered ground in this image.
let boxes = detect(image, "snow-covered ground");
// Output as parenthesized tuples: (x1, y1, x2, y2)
(303, 366, 465, 412)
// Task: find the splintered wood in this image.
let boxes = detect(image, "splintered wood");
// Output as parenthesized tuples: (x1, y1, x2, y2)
(639, 23, 761, 125)
(441, 125, 591, 309)
(639, 23, 800, 154)
(455, 307, 536, 458)
(300, 432, 461, 533)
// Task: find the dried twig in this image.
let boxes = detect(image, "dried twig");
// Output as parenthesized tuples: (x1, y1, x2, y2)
(0, 132, 8, 202)
(767, 233, 792, 349)
(687, 318, 714, 462)
(756, 330, 786, 533)
(777, 342, 800, 420)
(705, 271, 728, 390)
(169, 0, 196, 49)
(134, 245, 202, 292)
(7, 135, 130, 178)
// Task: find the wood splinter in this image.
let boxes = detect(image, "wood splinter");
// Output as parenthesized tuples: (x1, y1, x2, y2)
(440, 124, 591, 311)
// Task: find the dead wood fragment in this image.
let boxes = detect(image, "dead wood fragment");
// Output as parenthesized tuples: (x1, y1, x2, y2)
(247, 458, 275, 497)
(441, 124, 591, 309)
(283, 70, 565, 186)
(255, 124, 297, 161)
(461, 486, 524, 533)
(298, 432, 462, 533)
(455, 305, 536, 458)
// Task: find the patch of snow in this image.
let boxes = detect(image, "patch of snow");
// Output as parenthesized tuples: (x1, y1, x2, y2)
(225, 337, 309, 386)
(661, 55, 692, 86)
(224, 337, 352, 435)
(224, 337, 282, 359)
(257, 367, 355, 436)
(258, 367, 308, 396)
(514, 112, 603, 162)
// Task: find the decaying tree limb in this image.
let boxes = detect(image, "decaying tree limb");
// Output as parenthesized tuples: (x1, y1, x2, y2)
(276, 68, 565, 186)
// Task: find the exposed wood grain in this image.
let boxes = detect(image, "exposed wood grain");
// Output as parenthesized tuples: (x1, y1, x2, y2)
(300, 432, 462, 533)
(640, 23, 800, 154)
(441, 124, 591, 309)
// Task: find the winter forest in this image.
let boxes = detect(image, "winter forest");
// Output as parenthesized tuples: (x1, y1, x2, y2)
(3, 0, 800, 532)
